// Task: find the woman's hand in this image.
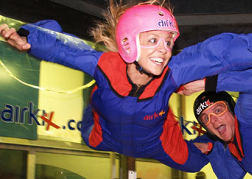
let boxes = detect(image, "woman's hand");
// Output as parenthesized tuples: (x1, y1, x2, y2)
(177, 79, 205, 96)
(0, 23, 31, 51)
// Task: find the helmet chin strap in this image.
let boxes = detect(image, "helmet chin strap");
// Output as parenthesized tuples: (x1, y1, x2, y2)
(134, 61, 152, 76)
(134, 38, 153, 76)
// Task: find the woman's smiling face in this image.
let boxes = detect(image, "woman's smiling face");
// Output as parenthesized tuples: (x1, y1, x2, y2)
(138, 30, 173, 76)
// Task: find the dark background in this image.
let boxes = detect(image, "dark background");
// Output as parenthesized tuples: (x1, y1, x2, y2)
(1, 0, 252, 50)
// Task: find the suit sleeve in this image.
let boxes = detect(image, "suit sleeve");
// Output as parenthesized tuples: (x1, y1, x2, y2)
(169, 33, 252, 88)
(208, 140, 246, 179)
(215, 69, 252, 93)
(214, 69, 252, 124)
(19, 20, 103, 77)
(192, 134, 246, 178)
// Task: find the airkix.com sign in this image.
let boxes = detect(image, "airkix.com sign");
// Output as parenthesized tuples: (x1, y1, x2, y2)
(1, 101, 82, 131)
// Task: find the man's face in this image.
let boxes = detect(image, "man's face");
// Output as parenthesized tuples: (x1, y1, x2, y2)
(199, 101, 235, 141)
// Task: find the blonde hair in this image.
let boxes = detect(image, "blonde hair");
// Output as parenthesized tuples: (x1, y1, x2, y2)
(90, 0, 173, 52)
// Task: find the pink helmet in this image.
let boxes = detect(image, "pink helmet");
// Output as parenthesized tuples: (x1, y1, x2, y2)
(116, 4, 180, 63)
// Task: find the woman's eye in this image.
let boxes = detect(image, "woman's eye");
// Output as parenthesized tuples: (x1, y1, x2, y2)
(166, 41, 171, 47)
(149, 38, 157, 44)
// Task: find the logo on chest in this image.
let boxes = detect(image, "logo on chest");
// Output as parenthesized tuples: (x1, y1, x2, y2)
(143, 110, 166, 120)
